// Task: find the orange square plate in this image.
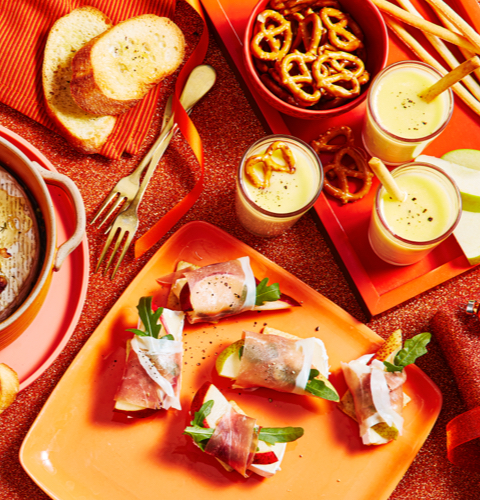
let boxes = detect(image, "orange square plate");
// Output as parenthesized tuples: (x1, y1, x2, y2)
(20, 222, 441, 500)
(199, 0, 480, 316)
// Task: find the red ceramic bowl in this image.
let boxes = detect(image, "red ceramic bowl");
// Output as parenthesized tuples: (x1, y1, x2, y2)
(243, 0, 388, 120)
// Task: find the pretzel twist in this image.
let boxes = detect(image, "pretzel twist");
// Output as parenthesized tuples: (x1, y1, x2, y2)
(245, 141, 296, 189)
(322, 147, 373, 203)
(279, 51, 322, 104)
(321, 8, 363, 52)
(310, 126, 355, 153)
(251, 10, 293, 61)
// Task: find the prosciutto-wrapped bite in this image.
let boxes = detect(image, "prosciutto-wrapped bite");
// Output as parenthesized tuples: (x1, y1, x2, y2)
(160, 257, 300, 324)
(114, 297, 185, 417)
(184, 382, 304, 478)
(339, 329, 431, 445)
(216, 327, 339, 402)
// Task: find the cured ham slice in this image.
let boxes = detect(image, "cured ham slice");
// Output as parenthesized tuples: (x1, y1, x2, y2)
(114, 308, 184, 413)
(204, 406, 259, 477)
(161, 256, 300, 324)
(341, 354, 406, 445)
(233, 330, 330, 395)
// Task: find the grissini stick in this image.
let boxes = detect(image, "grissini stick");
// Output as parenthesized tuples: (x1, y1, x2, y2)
(396, 0, 480, 101)
(421, 56, 480, 103)
(425, 0, 480, 53)
(373, 0, 480, 52)
(385, 16, 480, 117)
(368, 157, 407, 202)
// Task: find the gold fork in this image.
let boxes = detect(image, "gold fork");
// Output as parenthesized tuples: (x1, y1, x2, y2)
(90, 65, 215, 227)
(95, 65, 216, 278)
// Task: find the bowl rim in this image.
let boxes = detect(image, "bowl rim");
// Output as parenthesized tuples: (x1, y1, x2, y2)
(243, 0, 389, 117)
(0, 136, 56, 330)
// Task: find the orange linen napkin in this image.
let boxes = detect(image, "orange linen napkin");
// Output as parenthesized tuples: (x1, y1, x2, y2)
(431, 298, 480, 473)
(0, 0, 177, 159)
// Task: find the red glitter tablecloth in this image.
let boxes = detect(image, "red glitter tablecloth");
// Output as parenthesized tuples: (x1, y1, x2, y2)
(1, 2, 480, 499)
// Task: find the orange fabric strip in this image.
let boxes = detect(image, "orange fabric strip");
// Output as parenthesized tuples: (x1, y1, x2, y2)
(0, 0, 176, 159)
(447, 406, 480, 472)
(134, 0, 208, 258)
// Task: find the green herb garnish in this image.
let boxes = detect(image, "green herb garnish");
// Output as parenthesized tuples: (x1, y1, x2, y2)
(184, 400, 304, 449)
(305, 369, 340, 401)
(126, 296, 164, 339)
(255, 278, 281, 306)
(384, 332, 431, 372)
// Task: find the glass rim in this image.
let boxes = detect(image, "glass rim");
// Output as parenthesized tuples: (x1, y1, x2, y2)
(237, 134, 324, 218)
(374, 161, 462, 246)
(367, 60, 454, 144)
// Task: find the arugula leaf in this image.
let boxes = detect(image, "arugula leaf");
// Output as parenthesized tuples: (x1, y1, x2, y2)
(309, 369, 320, 380)
(255, 278, 281, 306)
(258, 427, 304, 444)
(305, 379, 340, 402)
(384, 332, 431, 372)
(161, 334, 174, 341)
(126, 296, 164, 339)
(183, 426, 214, 451)
(192, 400, 214, 427)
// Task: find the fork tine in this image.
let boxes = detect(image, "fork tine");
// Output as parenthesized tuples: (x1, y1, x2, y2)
(103, 226, 128, 276)
(95, 224, 121, 273)
(95, 196, 129, 228)
(91, 191, 121, 225)
(110, 232, 135, 279)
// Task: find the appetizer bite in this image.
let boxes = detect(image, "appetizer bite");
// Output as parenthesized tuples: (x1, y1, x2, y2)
(0, 363, 19, 414)
(160, 257, 300, 324)
(184, 382, 304, 478)
(216, 327, 339, 401)
(339, 330, 431, 445)
(114, 296, 185, 417)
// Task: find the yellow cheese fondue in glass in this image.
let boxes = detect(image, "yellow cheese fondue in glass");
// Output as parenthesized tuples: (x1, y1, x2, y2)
(362, 61, 453, 165)
(368, 163, 461, 266)
(235, 135, 323, 237)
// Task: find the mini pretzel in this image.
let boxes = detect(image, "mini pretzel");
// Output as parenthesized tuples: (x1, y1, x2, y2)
(251, 10, 293, 61)
(322, 147, 373, 203)
(279, 51, 321, 105)
(315, 71, 361, 98)
(311, 125, 355, 153)
(291, 12, 325, 53)
(245, 141, 296, 189)
(323, 50, 365, 78)
(320, 8, 363, 52)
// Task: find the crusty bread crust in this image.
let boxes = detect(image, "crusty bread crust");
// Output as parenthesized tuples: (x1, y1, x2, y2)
(42, 6, 117, 154)
(70, 15, 185, 116)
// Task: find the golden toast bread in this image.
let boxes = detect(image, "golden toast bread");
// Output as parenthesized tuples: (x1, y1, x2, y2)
(42, 6, 117, 154)
(70, 15, 185, 116)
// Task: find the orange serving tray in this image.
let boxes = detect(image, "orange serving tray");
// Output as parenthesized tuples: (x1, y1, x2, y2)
(200, 0, 480, 316)
(20, 221, 442, 500)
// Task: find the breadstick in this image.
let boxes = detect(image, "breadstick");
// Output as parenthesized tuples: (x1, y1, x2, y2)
(385, 17, 480, 117)
(434, 8, 480, 85)
(396, 0, 480, 101)
(373, 0, 480, 53)
(368, 158, 407, 202)
(422, 56, 480, 102)
(424, 0, 480, 52)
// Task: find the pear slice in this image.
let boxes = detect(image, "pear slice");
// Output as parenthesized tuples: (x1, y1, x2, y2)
(215, 339, 244, 378)
(0, 363, 19, 413)
(373, 329, 402, 363)
(451, 210, 480, 265)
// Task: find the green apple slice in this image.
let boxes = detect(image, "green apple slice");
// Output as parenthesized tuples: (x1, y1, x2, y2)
(452, 210, 480, 265)
(441, 149, 480, 171)
(417, 154, 480, 212)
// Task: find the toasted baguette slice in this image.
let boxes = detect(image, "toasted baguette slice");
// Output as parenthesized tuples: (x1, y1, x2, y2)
(70, 15, 185, 116)
(42, 6, 117, 154)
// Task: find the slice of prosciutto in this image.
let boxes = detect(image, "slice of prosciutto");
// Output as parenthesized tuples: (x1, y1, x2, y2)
(341, 354, 406, 445)
(174, 257, 256, 324)
(233, 331, 329, 395)
(114, 309, 184, 411)
(161, 256, 301, 324)
(204, 406, 259, 477)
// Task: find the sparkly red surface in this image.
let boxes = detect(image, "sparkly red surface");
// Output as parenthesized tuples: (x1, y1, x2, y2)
(1, 2, 480, 498)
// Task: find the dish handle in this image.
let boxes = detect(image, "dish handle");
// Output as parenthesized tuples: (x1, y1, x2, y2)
(31, 161, 86, 271)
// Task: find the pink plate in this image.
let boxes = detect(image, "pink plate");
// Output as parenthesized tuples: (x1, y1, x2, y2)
(0, 125, 89, 390)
